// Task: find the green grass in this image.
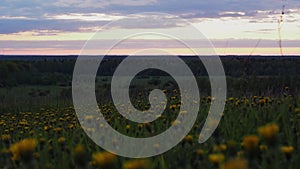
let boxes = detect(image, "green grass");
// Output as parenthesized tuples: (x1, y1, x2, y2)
(0, 91, 299, 169)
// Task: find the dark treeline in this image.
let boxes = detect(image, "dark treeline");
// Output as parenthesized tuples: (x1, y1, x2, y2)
(0, 56, 299, 96)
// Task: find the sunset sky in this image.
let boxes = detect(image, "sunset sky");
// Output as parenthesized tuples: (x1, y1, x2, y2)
(1, 0, 300, 55)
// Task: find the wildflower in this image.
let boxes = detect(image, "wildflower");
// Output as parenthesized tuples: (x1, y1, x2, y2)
(68, 124, 74, 129)
(171, 120, 181, 126)
(280, 146, 294, 154)
(258, 123, 279, 144)
(10, 138, 37, 162)
(213, 145, 221, 152)
(220, 144, 227, 151)
(126, 125, 130, 133)
(184, 135, 193, 143)
(85, 115, 94, 122)
(92, 152, 116, 168)
(280, 146, 294, 159)
(1, 148, 11, 157)
(294, 108, 300, 114)
(1, 134, 11, 143)
(220, 158, 248, 169)
(169, 104, 177, 110)
(197, 149, 204, 156)
(227, 140, 237, 156)
(209, 153, 225, 164)
(123, 159, 150, 169)
(29, 130, 35, 136)
(259, 145, 268, 152)
(237, 151, 244, 158)
(73, 145, 89, 167)
(54, 127, 62, 133)
(242, 135, 259, 154)
(44, 126, 49, 131)
(58, 137, 66, 144)
(33, 152, 40, 159)
(138, 124, 143, 130)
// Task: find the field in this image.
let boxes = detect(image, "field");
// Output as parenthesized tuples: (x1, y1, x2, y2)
(0, 56, 300, 169)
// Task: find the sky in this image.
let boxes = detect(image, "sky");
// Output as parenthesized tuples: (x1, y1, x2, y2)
(0, 0, 300, 55)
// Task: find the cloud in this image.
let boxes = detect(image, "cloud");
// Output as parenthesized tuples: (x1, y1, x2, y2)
(53, 0, 157, 8)
(0, 0, 300, 34)
(0, 18, 110, 34)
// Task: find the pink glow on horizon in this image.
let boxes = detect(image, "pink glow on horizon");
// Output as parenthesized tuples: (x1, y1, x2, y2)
(2, 47, 300, 56)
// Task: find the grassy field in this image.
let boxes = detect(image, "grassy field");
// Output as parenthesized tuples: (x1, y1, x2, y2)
(0, 56, 300, 169)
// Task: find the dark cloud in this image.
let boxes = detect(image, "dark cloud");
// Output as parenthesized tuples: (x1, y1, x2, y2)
(0, 19, 109, 34)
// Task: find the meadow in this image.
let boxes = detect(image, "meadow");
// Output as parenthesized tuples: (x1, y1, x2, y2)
(0, 56, 300, 169)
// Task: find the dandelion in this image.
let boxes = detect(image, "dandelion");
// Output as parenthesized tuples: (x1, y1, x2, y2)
(227, 140, 237, 156)
(33, 152, 40, 159)
(1, 134, 11, 145)
(29, 130, 35, 136)
(10, 138, 37, 162)
(123, 159, 150, 169)
(213, 145, 221, 152)
(197, 149, 204, 156)
(126, 125, 131, 133)
(280, 146, 294, 159)
(220, 158, 248, 169)
(58, 137, 66, 144)
(209, 153, 225, 164)
(242, 135, 259, 154)
(171, 120, 181, 126)
(169, 104, 177, 110)
(92, 151, 116, 168)
(237, 151, 244, 158)
(54, 127, 62, 133)
(220, 144, 227, 151)
(294, 108, 300, 114)
(73, 145, 89, 167)
(259, 145, 268, 152)
(184, 135, 193, 143)
(258, 123, 279, 145)
(138, 124, 143, 131)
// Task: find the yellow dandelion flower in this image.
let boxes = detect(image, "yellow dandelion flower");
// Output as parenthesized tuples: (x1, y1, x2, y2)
(1, 134, 11, 141)
(197, 149, 204, 156)
(280, 146, 294, 155)
(58, 137, 66, 144)
(258, 123, 279, 143)
(33, 152, 40, 159)
(29, 130, 35, 135)
(74, 145, 85, 156)
(259, 145, 268, 152)
(220, 158, 248, 169)
(74, 145, 89, 167)
(68, 124, 74, 129)
(242, 135, 259, 153)
(184, 135, 193, 142)
(123, 159, 150, 169)
(213, 145, 221, 152)
(171, 120, 181, 126)
(294, 108, 300, 113)
(237, 151, 244, 158)
(10, 138, 37, 162)
(169, 104, 177, 110)
(220, 144, 227, 151)
(209, 153, 225, 164)
(54, 127, 62, 132)
(92, 152, 116, 168)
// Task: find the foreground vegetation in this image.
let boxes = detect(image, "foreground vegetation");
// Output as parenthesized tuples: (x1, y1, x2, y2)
(0, 56, 300, 169)
(1, 94, 299, 169)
